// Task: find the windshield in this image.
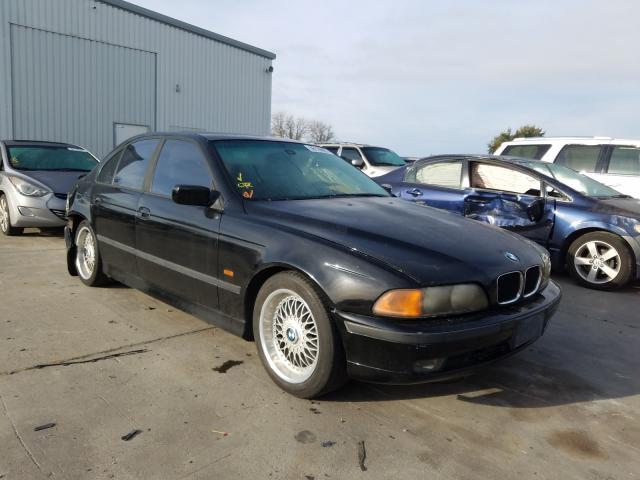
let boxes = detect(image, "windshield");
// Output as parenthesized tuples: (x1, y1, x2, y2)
(213, 141, 390, 201)
(362, 147, 406, 167)
(524, 161, 625, 198)
(7, 145, 97, 172)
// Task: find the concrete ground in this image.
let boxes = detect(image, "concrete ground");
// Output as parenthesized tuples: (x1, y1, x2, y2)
(0, 230, 639, 480)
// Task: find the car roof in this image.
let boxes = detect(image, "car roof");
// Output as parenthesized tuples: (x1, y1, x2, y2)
(501, 136, 640, 144)
(420, 153, 546, 168)
(128, 132, 306, 143)
(317, 143, 378, 148)
(2, 139, 85, 148)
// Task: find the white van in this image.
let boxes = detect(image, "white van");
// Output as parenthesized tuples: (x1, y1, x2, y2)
(495, 137, 640, 199)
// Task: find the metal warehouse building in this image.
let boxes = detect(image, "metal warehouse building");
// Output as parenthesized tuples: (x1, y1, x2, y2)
(0, 0, 275, 157)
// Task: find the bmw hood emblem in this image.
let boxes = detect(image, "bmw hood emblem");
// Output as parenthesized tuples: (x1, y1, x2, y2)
(504, 251, 520, 262)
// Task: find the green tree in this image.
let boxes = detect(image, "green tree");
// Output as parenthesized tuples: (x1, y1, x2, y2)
(488, 125, 545, 153)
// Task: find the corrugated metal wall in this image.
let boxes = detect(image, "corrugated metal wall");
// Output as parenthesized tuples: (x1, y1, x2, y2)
(11, 24, 156, 156)
(0, 0, 274, 157)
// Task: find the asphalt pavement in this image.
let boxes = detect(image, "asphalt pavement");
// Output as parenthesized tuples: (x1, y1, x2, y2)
(1, 230, 638, 479)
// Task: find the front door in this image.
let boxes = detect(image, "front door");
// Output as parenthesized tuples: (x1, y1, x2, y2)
(465, 161, 554, 245)
(136, 139, 221, 310)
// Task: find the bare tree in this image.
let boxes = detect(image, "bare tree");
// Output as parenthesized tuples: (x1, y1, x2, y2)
(285, 115, 308, 140)
(307, 120, 335, 143)
(272, 112, 336, 142)
(271, 111, 308, 140)
(271, 111, 289, 138)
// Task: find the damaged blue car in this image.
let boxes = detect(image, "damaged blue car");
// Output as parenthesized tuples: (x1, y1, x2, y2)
(376, 154, 640, 290)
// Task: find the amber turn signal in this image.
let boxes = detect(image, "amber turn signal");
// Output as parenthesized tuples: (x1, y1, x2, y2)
(372, 289, 423, 318)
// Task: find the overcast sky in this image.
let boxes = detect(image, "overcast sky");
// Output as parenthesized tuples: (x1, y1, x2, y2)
(134, 0, 639, 155)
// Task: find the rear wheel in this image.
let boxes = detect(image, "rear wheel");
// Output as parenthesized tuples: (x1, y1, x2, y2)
(75, 220, 109, 286)
(254, 271, 347, 398)
(567, 231, 633, 290)
(0, 194, 23, 236)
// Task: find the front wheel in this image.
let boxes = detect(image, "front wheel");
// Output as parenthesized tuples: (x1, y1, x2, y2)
(254, 271, 347, 398)
(567, 232, 633, 290)
(0, 194, 23, 236)
(74, 220, 109, 286)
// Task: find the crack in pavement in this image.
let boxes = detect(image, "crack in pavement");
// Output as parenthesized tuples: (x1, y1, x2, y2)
(27, 349, 150, 371)
(0, 326, 216, 377)
(0, 392, 44, 474)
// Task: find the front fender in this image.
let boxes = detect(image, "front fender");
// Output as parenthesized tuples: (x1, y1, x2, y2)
(559, 220, 640, 276)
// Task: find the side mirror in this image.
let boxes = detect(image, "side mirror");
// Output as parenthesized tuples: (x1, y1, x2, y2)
(351, 158, 365, 169)
(380, 183, 394, 195)
(526, 198, 545, 222)
(172, 185, 220, 207)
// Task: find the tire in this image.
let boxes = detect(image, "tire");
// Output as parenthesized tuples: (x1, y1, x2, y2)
(0, 194, 23, 236)
(566, 231, 634, 290)
(253, 271, 347, 398)
(74, 220, 109, 287)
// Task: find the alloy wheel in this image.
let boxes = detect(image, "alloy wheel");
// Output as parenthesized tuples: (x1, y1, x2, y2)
(0, 197, 9, 233)
(573, 240, 621, 285)
(75, 226, 97, 280)
(259, 288, 319, 384)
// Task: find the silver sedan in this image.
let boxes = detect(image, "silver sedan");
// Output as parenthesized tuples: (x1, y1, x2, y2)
(0, 140, 98, 235)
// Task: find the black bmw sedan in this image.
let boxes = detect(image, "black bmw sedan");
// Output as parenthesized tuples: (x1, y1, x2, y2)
(65, 133, 561, 398)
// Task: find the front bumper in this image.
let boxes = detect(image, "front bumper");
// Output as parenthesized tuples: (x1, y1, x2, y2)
(6, 191, 66, 228)
(335, 280, 561, 384)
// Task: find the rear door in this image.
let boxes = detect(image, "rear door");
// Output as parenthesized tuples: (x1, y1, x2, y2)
(398, 159, 468, 214)
(136, 138, 221, 310)
(93, 138, 161, 277)
(600, 145, 640, 198)
(465, 161, 554, 245)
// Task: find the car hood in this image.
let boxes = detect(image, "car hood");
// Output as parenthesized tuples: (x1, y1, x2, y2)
(247, 197, 545, 285)
(594, 197, 640, 219)
(366, 165, 403, 177)
(19, 170, 89, 195)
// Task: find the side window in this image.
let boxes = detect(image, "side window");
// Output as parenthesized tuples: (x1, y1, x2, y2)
(114, 139, 160, 190)
(324, 146, 339, 155)
(96, 149, 122, 184)
(607, 146, 640, 175)
(406, 161, 462, 189)
(151, 140, 213, 197)
(555, 145, 602, 172)
(502, 144, 551, 160)
(340, 147, 362, 161)
(470, 163, 541, 195)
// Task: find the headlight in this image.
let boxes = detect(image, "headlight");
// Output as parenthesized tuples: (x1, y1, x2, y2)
(540, 252, 552, 290)
(373, 284, 489, 318)
(634, 224, 640, 234)
(8, 176, 50, 197)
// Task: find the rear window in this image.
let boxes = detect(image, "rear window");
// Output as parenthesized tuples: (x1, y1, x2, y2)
(555, 145, 602, 172)
(502, 144, 551, 160)
(6, 145, 97, 172)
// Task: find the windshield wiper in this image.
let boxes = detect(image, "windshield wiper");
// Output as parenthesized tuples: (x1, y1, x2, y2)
(46, 168, 92, 172)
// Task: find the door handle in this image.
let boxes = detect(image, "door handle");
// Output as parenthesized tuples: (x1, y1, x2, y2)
(408, 188, 422, 197)
(137, 206, 151, 219)
(94, 197, 102, 205)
